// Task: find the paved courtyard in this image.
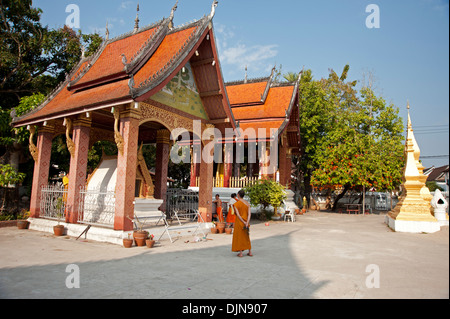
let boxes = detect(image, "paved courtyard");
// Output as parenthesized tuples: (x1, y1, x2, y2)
(0, 212, 448, 299)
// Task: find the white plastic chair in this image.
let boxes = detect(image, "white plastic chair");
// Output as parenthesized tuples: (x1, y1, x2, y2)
(284, 210, 295, 222)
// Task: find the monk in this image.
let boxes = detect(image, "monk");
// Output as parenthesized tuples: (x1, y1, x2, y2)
(226, 193, 237, 227)
(232, 190, 252, 257)
(212, 194, 224, 222)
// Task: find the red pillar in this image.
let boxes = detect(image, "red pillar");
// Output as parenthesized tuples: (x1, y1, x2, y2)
(154, 129, 170, 208)
(66, 116, 91, 224)
(279, 135, 288, 187)
(114, 107, 140, 231)
(198, 130, 214, 222)
(29, 125, 54, 218)
(286, 148, 293, 189)
(223, 143, 233, 188)
(190, 142, 201, 187)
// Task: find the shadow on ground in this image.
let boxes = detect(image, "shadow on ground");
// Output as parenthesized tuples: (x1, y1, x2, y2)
(0, 231, 328, 299)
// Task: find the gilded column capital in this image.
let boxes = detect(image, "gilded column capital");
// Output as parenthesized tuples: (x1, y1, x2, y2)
(73, 113, 92, 127)
(38, 121, 55, 134)
(120, 104, 141, 119)
(156, 129, 171, 145)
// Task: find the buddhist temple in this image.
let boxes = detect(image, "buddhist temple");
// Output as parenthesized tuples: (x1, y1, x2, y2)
(11, 1, 301, 242)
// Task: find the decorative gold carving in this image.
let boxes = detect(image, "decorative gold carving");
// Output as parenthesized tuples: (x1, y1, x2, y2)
(140, 102, 208, 133)
(113, 107, 125, 155)
(28, 126, 38, 162)
(65, 117, 75, 158)
(286, 147, 293, 159)
(137, 143, 155, 198)
(156, 129, 171, 145)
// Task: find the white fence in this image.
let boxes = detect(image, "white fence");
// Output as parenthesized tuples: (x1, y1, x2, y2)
(39, 185, 116, 228)
(77, 187, 115, 227)
(39, 185, 67, 220)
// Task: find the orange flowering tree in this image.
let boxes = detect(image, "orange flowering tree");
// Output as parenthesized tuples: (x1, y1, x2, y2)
(299, 66, 404, 210)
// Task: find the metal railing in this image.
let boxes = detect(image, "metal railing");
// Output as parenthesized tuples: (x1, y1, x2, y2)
(39, 185, 116, 228)
(39, 185, 67, 221)
(165, 188, 199, 221)
(78, 187, 115, 228)
(195, 176, 259, 188)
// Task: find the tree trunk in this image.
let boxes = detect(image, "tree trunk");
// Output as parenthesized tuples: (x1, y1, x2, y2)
(332, 184, 350, 211)
(303, 171, 312, 207)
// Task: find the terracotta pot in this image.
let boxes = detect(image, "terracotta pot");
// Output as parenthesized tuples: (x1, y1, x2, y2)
(216, 222, 226, 234)
(210, 227, 218, 234)
(53, 225, 65, 236)
(123, 238, 133, 248)
(146, 239, 155, 248)
(17, 220, 29, 229)
(225, 227, 233, 235)
(134, 231, 148, 247)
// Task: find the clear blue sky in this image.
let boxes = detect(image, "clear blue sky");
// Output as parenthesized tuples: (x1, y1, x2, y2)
(34, 0, 449, 168)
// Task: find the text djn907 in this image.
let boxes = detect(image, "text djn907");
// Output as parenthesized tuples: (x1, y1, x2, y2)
(227, 304, 267, 316)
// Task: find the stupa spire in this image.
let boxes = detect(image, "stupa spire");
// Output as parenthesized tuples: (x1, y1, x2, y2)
(386, 101, 439, 233)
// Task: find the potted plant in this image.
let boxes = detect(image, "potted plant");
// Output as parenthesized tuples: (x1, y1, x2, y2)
(17, 209, 30, 229)
(210, 222, 218, 234)
(216, 221, 226, 233)
(225, 225, 233, 234)
(128, 215, 148, 246)
(244, 179, 287, 221)
(146, 234, 156, 248)
(53, 201, 65, 236)
(123, 233, 133, 248)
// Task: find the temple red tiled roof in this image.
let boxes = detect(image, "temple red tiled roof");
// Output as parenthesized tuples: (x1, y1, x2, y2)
(12, 5, 233, 128)
(133, 26, 198, 89)
(226, 76, 299, 139)
(231, 85, 295, 120)
(226, 81, 268, 106)
(72, 25, 161, 88)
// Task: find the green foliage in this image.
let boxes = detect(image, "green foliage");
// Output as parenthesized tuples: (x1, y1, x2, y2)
(243, 179, 287, 210)
(0, 93, 46, 146)
(0, 0, 103, 188)
(0, 164, 25, 187)
(426, 181, 444, 192)
(87, 141, 118, 174)
(291, 65, 404, 208)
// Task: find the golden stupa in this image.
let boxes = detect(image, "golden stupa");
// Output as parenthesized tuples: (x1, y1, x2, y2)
(386, 102, 440, 233)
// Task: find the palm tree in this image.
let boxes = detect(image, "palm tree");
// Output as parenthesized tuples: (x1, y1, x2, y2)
(283, 72, 299, 83)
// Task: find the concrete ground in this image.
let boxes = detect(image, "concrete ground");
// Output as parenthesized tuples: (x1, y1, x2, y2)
(0, 211, 448, 299)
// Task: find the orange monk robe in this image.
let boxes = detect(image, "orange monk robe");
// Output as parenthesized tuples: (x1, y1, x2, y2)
(226, 203, 236, 224)
(216, 206, 224, 222)
(231, 200, 251, 252)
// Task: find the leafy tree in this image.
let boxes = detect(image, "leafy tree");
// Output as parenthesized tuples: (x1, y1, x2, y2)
(0, 1, 103, 108)
(0, 0, 102, 189)
(426, 181, 444, 192)
(292, 65, 404, 210)
(0, 164, 25, 211)
(243, 179, 287, 212)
